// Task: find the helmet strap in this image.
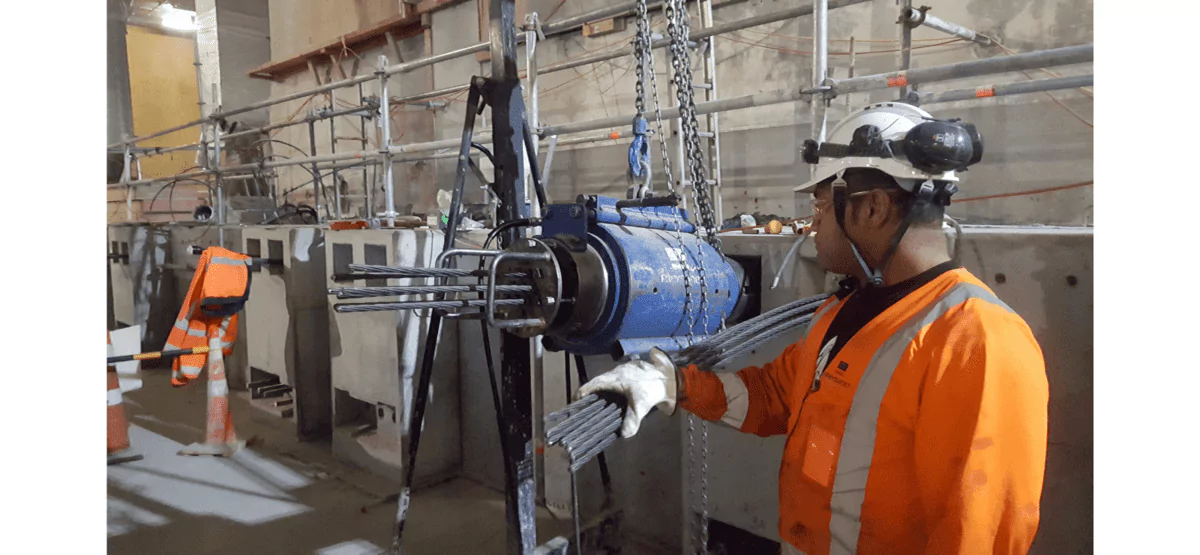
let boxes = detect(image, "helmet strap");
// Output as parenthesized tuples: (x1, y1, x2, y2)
(834, 176, 951, 288)
(832, 170, 885, 286)
(874, 179, 949, 285)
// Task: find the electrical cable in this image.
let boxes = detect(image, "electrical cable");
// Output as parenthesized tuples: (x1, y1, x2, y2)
(953, 180, 1093, 203)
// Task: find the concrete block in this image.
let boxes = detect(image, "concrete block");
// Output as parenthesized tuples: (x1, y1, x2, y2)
(241, 225, 332, 440)
(107, 223, 177, 354)
(324, 228, 470, 484)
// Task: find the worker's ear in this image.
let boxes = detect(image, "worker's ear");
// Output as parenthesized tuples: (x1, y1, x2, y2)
(850, 189, 894, 230)
(859, 188, 897, 227)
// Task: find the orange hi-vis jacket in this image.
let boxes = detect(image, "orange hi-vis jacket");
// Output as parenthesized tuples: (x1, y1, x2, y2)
(680, 268, 1048, 555)
(164, 247, 251, 387)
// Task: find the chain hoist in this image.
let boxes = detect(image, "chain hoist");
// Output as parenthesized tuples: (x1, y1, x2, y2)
(660, 0, 724, 552)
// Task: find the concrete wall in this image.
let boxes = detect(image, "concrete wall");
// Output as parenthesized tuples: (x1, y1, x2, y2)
(108, 0, 135, 145)
(260, 0, 1091, 225)
(217, 0, 272, 127)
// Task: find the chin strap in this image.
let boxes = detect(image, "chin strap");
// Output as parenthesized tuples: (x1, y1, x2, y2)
(832, 172, 956, 288)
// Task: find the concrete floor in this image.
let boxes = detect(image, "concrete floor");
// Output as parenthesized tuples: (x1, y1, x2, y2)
(108, 368, 574, 554)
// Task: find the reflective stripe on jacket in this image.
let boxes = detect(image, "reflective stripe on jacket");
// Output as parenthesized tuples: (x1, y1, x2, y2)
(680, 269, 1048, 555)
(164, 247, 250, 387)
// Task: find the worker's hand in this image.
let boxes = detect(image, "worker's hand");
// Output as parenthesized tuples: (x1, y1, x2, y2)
(577, 348, 679, 438)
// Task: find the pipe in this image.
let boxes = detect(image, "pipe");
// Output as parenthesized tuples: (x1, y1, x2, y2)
(359, 82, 371, 219)
(900, 6, 993, 46)
(831, 44, 1093, 95)
(329, 96, 342, 219)
(136, 101, 377, 158)
(214, 43, 489, 122)
(307, 117, 323, 222)
(395, 83, 470, 105)
(540, 86, 815, 137)
(378, 55, 397, 225)
(538, 0, 871, 77)
(911, 74, 1094, 105)
(810, 0, 829, 181)
(540, 1, 661, 36)
(108, 149, 378, 189)
(898, 0, 913, 99)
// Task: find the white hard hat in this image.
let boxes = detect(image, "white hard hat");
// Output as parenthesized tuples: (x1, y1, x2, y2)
(794, 102, 968, 194)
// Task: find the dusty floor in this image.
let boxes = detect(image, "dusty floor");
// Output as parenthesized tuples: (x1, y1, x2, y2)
(108, 367, 575, 554)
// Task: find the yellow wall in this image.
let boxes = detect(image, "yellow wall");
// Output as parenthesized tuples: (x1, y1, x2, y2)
(126, 26, 202, 179)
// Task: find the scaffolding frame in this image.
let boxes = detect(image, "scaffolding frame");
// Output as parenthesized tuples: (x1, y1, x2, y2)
(109, 1, 1093, 552)
(110, 0, 1092, 242)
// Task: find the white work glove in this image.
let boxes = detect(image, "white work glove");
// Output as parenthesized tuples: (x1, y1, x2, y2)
(577, 348, 679, 438)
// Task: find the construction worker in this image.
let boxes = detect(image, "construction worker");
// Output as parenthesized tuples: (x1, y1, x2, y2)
(579, 103, 1049, 555)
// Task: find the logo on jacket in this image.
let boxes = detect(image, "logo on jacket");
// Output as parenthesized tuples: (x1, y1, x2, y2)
(813, 337, 836, 391)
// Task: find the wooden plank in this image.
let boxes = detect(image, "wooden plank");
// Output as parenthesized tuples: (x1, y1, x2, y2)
(417, 0, 470, 13)
(248, 0, 473, 82)
(329, 54, 349, 81)
(308, 59, 322, 86)
(249, 13, 423, 81)
(385, 31, 405, 63)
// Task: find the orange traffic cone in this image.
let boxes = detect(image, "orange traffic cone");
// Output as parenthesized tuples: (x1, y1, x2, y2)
(108, 334, 142, 465)
(178, 317, 246, 457)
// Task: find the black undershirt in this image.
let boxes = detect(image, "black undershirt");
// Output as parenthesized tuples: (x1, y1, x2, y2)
(817, 260, 960, 370)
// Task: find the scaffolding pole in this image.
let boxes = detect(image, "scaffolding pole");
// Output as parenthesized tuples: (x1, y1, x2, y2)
(832, 43, 1092, 95)
(127, 41, 1089, 189)
(538, 0, 870, 77)
(377, 54, 397, 225)
(115, 34, 1091, 192)
(912, 74, 1094, 105)
(810, 0, 829, 183)
(110, 0, 864, 153)
(109, 0, 668, 150)
(107, 149, 378, 189)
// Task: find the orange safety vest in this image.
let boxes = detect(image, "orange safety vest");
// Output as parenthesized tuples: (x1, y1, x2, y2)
(680, 268, 1048, 555)
(164, 247, 251, 387)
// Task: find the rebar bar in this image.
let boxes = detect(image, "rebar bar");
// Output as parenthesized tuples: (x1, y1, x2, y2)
(333, 297, 524, 313)
(347, 264, 476, 278)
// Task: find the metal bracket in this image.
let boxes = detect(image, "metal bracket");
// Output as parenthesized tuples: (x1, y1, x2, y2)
(487, 250, 552, 329)
(898, 5, 932, 27)
(524, 12, 546, 42)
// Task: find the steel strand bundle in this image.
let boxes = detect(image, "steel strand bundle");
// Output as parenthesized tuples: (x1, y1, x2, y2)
(674, 293, 830, 370)
(545, 393, 627, 472)
(544, 293, 831, 468)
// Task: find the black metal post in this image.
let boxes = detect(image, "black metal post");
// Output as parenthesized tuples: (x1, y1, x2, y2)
(391, 83, 485, 553)
(489, 1, 535, 552)
(307, 118, 326, 220)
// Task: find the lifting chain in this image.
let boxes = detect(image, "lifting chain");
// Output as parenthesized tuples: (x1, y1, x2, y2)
(663, 0, 722, 552)
(632, 1, 722, 551)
